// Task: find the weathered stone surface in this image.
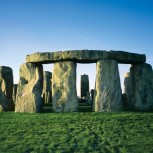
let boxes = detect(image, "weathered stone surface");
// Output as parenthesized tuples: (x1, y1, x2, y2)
(86, 92, 90, 102)
(124, 63, 153, 111)
(42, 71, 52, 104)
(123, 72, 135, 110)
(52, 61, 78, 112)
(26, 52, 63, 63)
(90, 89, 95, 104)
(0, 91, 14, 111)
(0, 66, 14, 111)
(15, 63, 43, 113)
(93, 60, 122, 112)
(62, 50, 108, 63)
(0, 66, 13, 99)
(122, 93, 128, 111)
(109, 51, 146, 64)
(13, 84, 18, 102)
(26, 50, 146, 64)
(80, 74, 89, 98)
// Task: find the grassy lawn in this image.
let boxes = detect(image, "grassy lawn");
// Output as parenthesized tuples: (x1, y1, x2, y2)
(0, 109, 153, 153)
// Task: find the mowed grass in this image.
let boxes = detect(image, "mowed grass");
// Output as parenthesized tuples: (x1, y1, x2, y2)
(0, 109, 153, 153)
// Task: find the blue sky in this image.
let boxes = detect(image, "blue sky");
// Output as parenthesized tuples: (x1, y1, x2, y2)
(0, 0, 153, 95)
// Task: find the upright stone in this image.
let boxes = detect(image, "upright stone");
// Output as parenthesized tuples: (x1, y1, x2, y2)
(42, 71, 52, 104)
(124, 63, 153, 111)
(0, 66, 14, 111)
(90, 89, 95, 105)
(94, 60, 122, 112)
(123, 72, 135, 110)
(13, 84, 18, 102)
(15, 63, 43, 113)
(52, 61, 78, 112)
(80, 74, 89, 98)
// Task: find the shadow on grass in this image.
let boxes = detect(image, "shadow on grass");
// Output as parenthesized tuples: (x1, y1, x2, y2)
(43, 104, 92, 113)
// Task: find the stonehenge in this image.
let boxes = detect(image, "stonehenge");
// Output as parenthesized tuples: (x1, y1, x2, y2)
(2, 49, 153, 113)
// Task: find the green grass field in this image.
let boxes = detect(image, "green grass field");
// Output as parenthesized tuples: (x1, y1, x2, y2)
(0, 108, 153, 153)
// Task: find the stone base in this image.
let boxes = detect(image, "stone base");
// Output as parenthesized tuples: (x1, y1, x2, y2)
(15, 93, 43, 113)
(0, 91, 14, 111)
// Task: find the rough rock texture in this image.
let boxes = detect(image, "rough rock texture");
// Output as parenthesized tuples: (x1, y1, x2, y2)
(124, 63, 153, 111)
(93, 60, 122, 112)
(0, 66, 13, 99)
(109, 51, 146, 64)
(122, 93, 129, 111)
(13, 84, 18, 102)
(86, 92, 90, 102)
(80, 74, 89, 98)
(0, 66, 14, 111)
(26, 50, 146, 64)
(90, 89, 95, 104)
(52, 61, 78, 112)
(123, 72, 135, 110)
(15, 63, 43, 113)
(42, 71, 52, 104)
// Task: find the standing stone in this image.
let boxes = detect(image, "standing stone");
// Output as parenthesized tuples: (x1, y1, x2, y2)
(12, 84, 18, 102)
(90, 89, 95, 105)
(15, 63, 43, 113)
(124, 63, 153, 111)
(0, 66, 14, 111)
(52, 61, 78, 112)
(123, 72, 135, 110)
(94, 60, 122, 112)
(42, 71, 52, 104)
(81, 74, 89, 98)
(86, 92, 90, 102)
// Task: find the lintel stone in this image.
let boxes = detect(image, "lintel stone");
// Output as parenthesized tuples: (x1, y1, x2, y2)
(26, 50, 146, 64)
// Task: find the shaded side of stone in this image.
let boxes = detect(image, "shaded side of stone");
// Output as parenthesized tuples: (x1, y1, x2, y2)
(52, 61, 78, 112)
(90, 89, 95, 105)
(80, 74, 89, 98)
(109, 51, 146, 64)
(0, 66, 14, 111)
(15, 63, 43, 113)
(13, 84, 18, 102)
(93, 60, 122, 112)
(123, 72, 135, 110)
(124, 63, 153, 111)
(43, 71, 52, 104)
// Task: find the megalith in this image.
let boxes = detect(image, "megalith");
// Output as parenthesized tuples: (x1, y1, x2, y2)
(80, 74, 89, 98)
(90, 89, 95, 105)
(124, 63, 153, 111)
(0, 66, 14, 111)
(15, 63, 43, 113)
(52, 61, 78, 112)
(42, 71, 52, 104)
(123, 72, 135, 110)
(94, 60, 122, 112)
(12, 84, 18, 102)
